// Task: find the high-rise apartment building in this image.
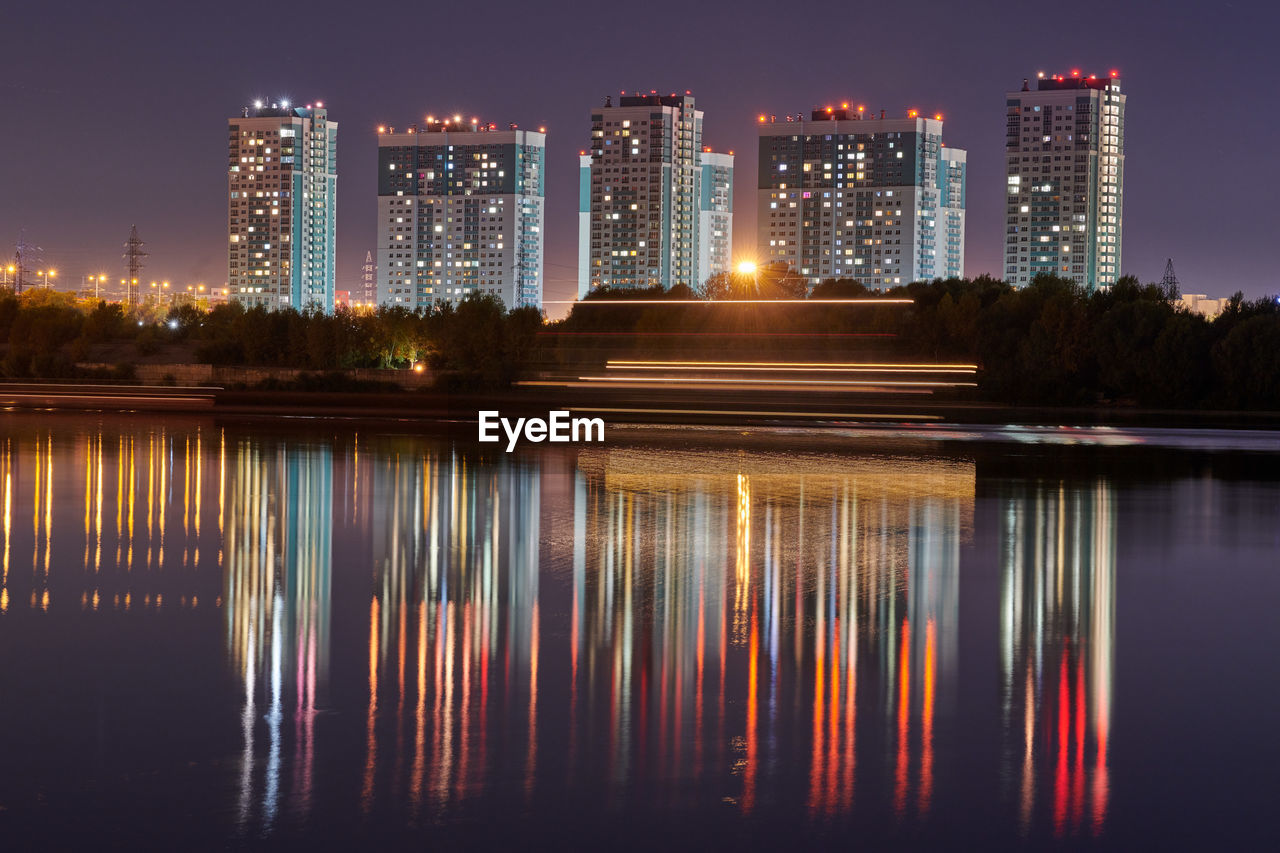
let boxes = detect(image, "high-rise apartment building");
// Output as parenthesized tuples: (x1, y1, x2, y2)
(227, 101, 337, 311)
(376, 118, 545, 311)
(580, 93, 723, 298)
(757, 107, 966, 289)
(699, 150, 734, 286)
(1004, 72, 1125, 289)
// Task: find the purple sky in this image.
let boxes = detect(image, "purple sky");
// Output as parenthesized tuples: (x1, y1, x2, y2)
(3, 0, 1276, 316)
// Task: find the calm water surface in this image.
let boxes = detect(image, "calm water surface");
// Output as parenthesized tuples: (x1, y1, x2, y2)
(0, 413, 1277, 850)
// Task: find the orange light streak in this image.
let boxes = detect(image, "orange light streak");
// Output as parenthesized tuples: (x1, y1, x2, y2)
(577, 376, 975, 388)
(921, 618, 936, 815)
(605, 365, 976, 374)
(518, 403, 944, 421)
(808, 603, 826, 815)
(894, 619, 910, 818)
(825, 616, 839, 815)
(607, 359, 979, 370)
(743, 605, 758, 814)
(361, 595, 379, 812)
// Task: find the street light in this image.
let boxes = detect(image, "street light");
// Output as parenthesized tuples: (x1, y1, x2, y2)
(734, 260, 759, 297)
(2, 264, 14, 287)
(37, 269, 56, 289)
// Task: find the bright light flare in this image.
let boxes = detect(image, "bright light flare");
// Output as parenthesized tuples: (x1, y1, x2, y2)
(736, 261, 757, 275)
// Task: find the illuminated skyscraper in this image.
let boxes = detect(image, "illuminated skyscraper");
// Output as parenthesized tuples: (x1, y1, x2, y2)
(227, 100, 338, 311)
(699, 151, 735, 286)
(376, 118, 545, 310)
(581, 93, 725, 297)
(757, 107, 966, 289)
(1004, 72, 1125, 289)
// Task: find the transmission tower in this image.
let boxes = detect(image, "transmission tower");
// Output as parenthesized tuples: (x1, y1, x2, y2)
(13, 232, 42, 293)
(1160, 258, 1180, 296)
(123, 225, 147, 310)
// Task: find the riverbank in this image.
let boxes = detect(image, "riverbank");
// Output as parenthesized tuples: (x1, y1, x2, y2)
(2, 380, 1279, 432)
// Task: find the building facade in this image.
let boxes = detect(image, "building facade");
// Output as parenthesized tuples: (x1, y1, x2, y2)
(580, 93, 716, 298)
(376, 119, 545, 311)
(227, 101, 337, 311)
(699, 151, 734, 287)
(1004, 72, 1126, 290)
(757, 108, 966, 289)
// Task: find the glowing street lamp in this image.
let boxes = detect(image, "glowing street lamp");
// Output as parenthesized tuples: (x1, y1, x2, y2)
(736, 261, 757, 275)
(37, 268, 56, 289)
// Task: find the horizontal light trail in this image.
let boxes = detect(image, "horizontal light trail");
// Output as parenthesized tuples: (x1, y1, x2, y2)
(607, 359, 979, 370)
(579, 376, 975, 388)
(604, 365, 976, 375)
(516, 381, 936, 394)
(544, 299, 912, 306)
(564, 407, 942, 421)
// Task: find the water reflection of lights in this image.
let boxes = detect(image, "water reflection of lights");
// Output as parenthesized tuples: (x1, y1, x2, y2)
(571, 449, 970, 819)
(1000, 480, 1115, 838)
(0, 421, 1135, 835)
(356, 445, 541, 815)
(0, 423, 220, 613)
(225, 439, 332, 834)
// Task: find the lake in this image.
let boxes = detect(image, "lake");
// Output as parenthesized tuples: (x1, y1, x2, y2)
(0, 413, 1277, 849)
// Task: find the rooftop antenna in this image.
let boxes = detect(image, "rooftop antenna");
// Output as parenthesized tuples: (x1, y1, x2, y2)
(123, 225, 147, 311)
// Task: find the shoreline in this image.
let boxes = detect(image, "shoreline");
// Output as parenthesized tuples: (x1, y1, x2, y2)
(2, 380, 1279, 432)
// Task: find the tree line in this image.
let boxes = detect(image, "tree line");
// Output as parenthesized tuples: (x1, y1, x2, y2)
(0, 289, 540, 389)
(552, 272, 1280, 410)
(1, 272, 1277, 410)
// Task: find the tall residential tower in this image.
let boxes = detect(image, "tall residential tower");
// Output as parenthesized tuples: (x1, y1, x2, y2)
(579, 93, 732, 298)
(757, 107, 966, 289)
(227, 101, 337, 311)
(1004, 72, 1125, 289)
(376, 118, 545, 310)
(699, 151, 734, 286)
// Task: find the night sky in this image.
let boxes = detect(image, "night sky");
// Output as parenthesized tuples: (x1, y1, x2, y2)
(3, 0, 1276, 315)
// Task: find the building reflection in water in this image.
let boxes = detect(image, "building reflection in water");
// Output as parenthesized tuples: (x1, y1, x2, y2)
(224, 439, 332, 833)
(568, 448, 970, 819)
(358, 443, 540, 817)
(0, 420, 1123, 835)
(999, 479, 1115, 838)
(0, 422, 220, 614)
(349, 444, 972, 820)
